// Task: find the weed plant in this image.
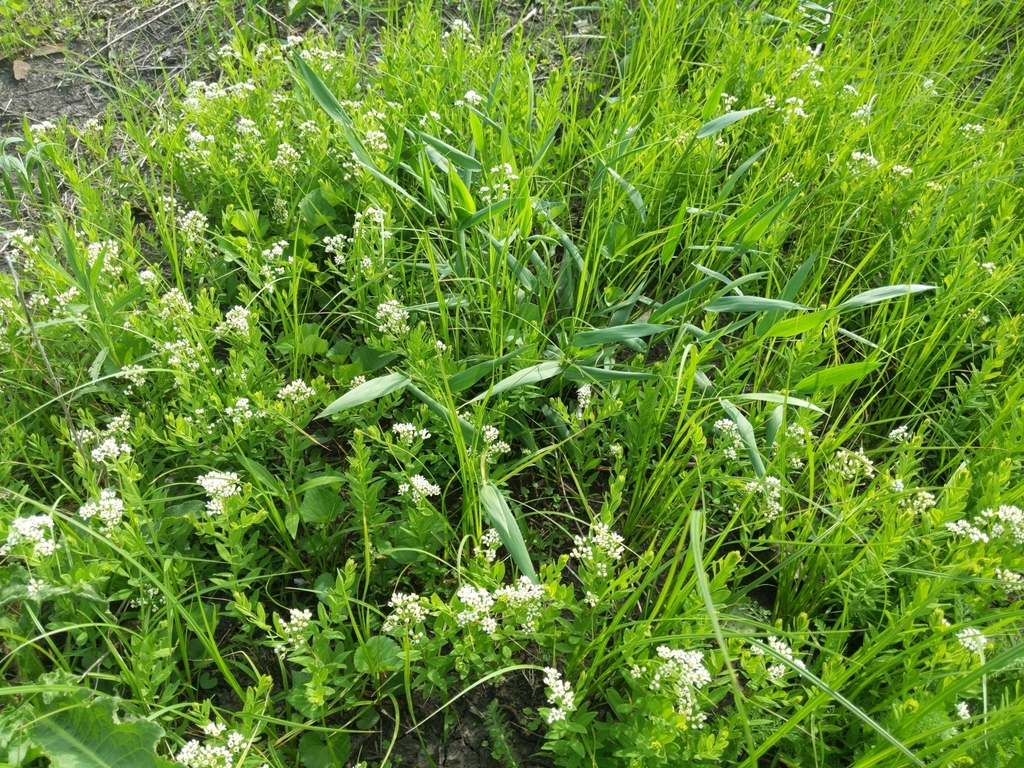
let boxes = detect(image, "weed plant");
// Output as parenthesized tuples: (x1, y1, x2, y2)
(2, 0, 1024, 766)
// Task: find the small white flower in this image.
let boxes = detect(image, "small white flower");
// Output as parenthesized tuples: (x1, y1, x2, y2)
(888, 425, 912, 443)
(399, 474, 441, 503)
(1, 514, 58, 558)
(78, 488, 126, 535)
(955, 701, 971, 720)
(91, 437, 132, 464)
(960, 123, 985, 137)
(957, 627, 986, 655)
(463, 89, 484, 106)
(277, 379, 316, 404)
(375, 300, 410, 336)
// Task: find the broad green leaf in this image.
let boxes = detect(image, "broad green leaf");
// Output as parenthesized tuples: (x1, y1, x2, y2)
(318, 372, 410, 418)
(564, 365, 659, 382)
(719, 399, 765, 478)
(571, 323, 672, 347)
(756, 252, 817, 338)
(706, 296, 808, 313)
(468, 361, 562, 403)
(794, 361, 882, 393)
(299, 732, 351, 768)
(31, 694, 175, 768)
(456, 197, 521, 232)
(299, 487, 344, 525)
(406, 383, 476, 441)
(720, 190, 776, 242)
(353, 636, 401, 674)
(837, 284, 935, 309)
(718, 146, 770, 201)
(737, 187, 799, 249)
(606, 167, 647, 222)
(765, 405, 784, 449)
(649, 277, 715, 323)
(696, 107, 762, 138)
(732, 393, 825, 414)
(480, 481, 537, 582)
(764, 309, 837, 337)
(447, 347, 529, 393)
(416, 130, 482, 172)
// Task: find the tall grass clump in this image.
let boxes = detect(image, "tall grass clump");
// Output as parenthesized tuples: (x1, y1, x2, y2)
(2, 0, 1023, 765)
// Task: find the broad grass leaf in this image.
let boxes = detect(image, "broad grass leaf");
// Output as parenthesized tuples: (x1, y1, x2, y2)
(696, 107, 762, 138)
(480, 481, 537, 583)
(318, 373, 410, 418)
(719, 399, 765, 477)
(649, 276, 715, 323)
(447, 347, 528, 393)
(706, 296, 808, 313)
(606, 167, 647, 221)
(32, 694, 175, 768)
(732, 393, 825, 414)
(837, 284, 935, 309)
(406, 383, 476, 440)
(764, 309, 837, 337)
(756, 252, 816, 337)
(564, 365, 659, 382)
(467, 361, 562, 403)
(456, 198, 520, 232)
(718, 145, 770, 201)
(794, 361, 882, 393)
(571, 323, 672, 346)
(415, 130, 482, 172)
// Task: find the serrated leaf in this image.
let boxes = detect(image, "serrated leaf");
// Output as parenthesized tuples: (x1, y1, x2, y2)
(696, 108, 763, 138)
(794, 361, 882, 393)
(571, 323, 672, 347)
(317, 373, 410, 418)
(480, 481, 536, 582)
(31, 694, 175, 768)
(837, 284, 935, 309)
(467, 361, 562, 403)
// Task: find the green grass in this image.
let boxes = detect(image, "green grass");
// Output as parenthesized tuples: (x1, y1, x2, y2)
(2, 0, 1024, 766)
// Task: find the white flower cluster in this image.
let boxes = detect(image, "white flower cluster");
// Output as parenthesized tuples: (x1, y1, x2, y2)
(444, 19, 473, 41)
(271, 141, 302, 173)
(196, 470, 242, 516)
(78, 488, 125, 534)
(185, 129, 214, 159)
(543, 667, 576, 724)
(158, 289, 194, 320)
(163, 338, 202, 374)
(891, 164, 913, 177)
(575, 384, 593, 418)
(899, 490, 936, 516)
(482, 425, 511, 461)
(570, 522, 626, 578)
(479, 163, 520, 204)
(831, 448, 876, 482)
(455, 584, 497, 633)
(745, 476, 784, 522)
(946, 505, 1024, 545)
(995, 567, 1022, 584)
(714, 419, 744, 460)
(1, 514, 58, 558)
(392, 422, 431, 446)
(751, 636, 806, 679)
(960, 123, 984, 137)
(86, 240, 120, 276)
(365, 129, 389, 154)
(462, 89, 484, 107)
(398, 474, 441, 503)
(129, 583, 165, 610)
(957, 627, 986, 655)
(323, 233, 354, 265)
(847, 151, 880, 173)
(27, 577, 47, 599)
(779, 423, 809, 468)
(381, 592, 428, 638)
(475, 528, 502, 563)
(783, 96, 809, 123)
(91, 436, 132, 464)
(175, 723, 247, 768)
(955, 701, 971, 720)
(791, 59, 824, 87)
(494, 576, 546, 631)
(277, 379, 316, 404)
(375, 300, 410, 336)
(225, 397, 262, 426)
(177, 210, 208, 245)
(216, 305, 250, 337)
(353, 205, 392, 242)
(649, 647, 712, 728)
(888, 424, 912, 443)
(274, 608, 314, 657)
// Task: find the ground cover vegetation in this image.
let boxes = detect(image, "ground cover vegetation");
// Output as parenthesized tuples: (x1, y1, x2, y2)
(2, 0, 1024, 765)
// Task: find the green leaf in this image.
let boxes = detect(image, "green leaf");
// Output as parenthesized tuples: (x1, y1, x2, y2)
(564, 365, 659, 382)
(467, 361, 562, 403)
(299, 487, 344, 525)
(649, 277, 715, 323)
(755, 252, 816, 338)
(299, 731, 351, 768)
(353, 636, 401, 674)
(571, 324, 672, 347)
(763, 309, 837, 337)
(718, 146, 770, 201)
(732, 393, 825, 414)
(479, 482, 537, 582)
(605, 167, 647, 222)
(719, 400, 765, 478)
(318, 373, 410, 418)
(794, 361, 882, 393)
(837, 284, 935, 309)
(696, 108, 762, 138)
(447, 347, 529, 393)
(455, 197, 521, 232)
(736, 187, 799, 249)
(705, 296, 808, 313)
(415, 130, 482, 172)
(31, 694, 175, 768)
